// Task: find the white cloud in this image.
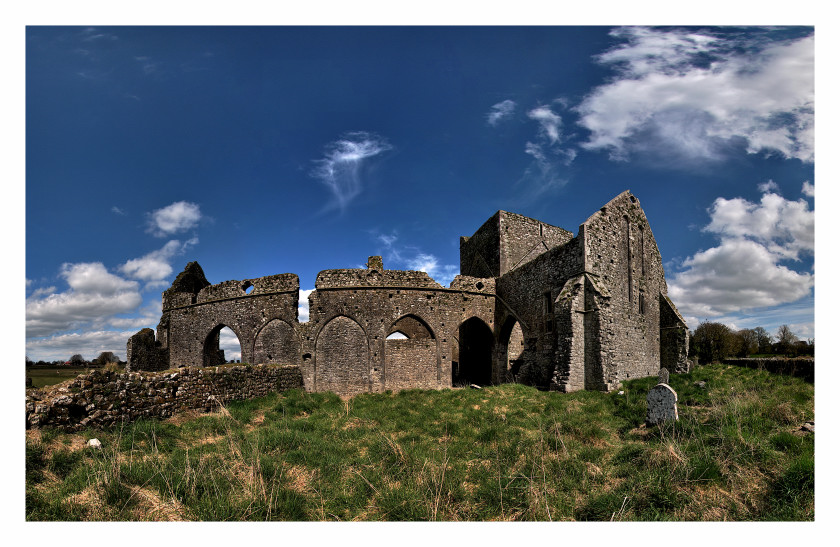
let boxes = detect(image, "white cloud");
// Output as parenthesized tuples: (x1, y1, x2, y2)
(515, 103, 576, 200)
(702, 191, 814, 260)
(577, 28, 814, 163)
(298, 289, 313, 322)
(111, 206, 126, 215)
(311, 132, 391, 211)
(120, 238, 198, 282)
(668, 187, 814, 319)
(758, 180, 780, 193)
(146, 201, 202, 237)
(218, 327, 242, 361)
(26, 330, 136, 362)
(486, 99, 516, 126)
(802, 181, 814, 197)
(26, 263, 143, 338)
(371, 231, 459, 287)
(528, 105, 563, 145)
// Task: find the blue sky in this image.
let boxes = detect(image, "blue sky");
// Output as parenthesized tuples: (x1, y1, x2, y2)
(24, 25, 815, 362)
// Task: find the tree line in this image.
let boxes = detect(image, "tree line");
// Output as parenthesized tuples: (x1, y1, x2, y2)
(690, 322, 814, 364)
(26, 351, 123, 368)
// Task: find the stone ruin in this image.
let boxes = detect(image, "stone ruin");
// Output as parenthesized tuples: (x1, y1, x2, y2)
(128, 190, 690, 397)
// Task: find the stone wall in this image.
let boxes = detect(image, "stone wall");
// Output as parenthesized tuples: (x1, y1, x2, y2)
(721, 358, 814, 383)
(26, 364, 303, 431)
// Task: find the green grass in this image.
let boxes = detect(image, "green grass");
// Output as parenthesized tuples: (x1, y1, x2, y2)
(26, 367, 91, 388)
(25, 363, 814, 521)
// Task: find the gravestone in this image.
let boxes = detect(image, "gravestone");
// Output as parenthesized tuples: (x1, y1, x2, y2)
(646, 383, 679, 426)
(658, 367, 670, 384)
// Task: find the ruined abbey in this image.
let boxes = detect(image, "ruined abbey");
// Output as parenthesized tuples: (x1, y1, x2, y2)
(127, 191, 690, 396)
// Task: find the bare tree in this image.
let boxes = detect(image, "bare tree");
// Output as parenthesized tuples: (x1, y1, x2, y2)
(68, 354, 85, 366)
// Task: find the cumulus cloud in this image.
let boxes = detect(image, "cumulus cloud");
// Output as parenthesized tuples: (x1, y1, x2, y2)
(486, 99, 516, 126)
(577, 27, 814, 163)
(802, 181, 814, 197)
(26, 262, 143, 338)
(120, 238, 198, 283)
(702, 191, 814, 260)
(668, 186, 814, 319)
(26, 330, 137, 362)
(311, 132, 392, 212)
(218, 327, 242, 361)
(146, 201, 202, 237)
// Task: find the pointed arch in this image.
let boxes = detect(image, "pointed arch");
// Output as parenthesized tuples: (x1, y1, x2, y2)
(253, 318, 299, 365)
(203, 324, 243, 366)
(385, 314, 439, 391)
(452, 317, 494, 386)
(499, 315, 525, 382)
(315, 315, 370, 396)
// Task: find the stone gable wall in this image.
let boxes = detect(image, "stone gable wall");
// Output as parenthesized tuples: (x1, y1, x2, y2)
(26, 364, 303, 431)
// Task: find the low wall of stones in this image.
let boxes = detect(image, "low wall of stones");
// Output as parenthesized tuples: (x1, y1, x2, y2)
(721, 358, 814, 383)
(26, 364, 304, 431)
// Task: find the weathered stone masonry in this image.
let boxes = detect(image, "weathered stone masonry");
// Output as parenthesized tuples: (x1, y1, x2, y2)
(127, 190, 690, 397)
(26, 364, 303, 430)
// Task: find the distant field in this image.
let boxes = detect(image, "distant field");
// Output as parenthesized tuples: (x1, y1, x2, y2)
(27, 368, 93, 388)
(25, 364, 813, 521)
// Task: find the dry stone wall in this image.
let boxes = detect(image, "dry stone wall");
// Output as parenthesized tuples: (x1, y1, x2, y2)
(26, 364, 303, 431)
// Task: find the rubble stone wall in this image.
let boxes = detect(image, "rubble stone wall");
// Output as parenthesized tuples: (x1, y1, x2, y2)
(26, 364, 303, 431)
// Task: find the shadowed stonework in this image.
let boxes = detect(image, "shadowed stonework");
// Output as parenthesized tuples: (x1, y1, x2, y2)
(128, 191, 690, 396)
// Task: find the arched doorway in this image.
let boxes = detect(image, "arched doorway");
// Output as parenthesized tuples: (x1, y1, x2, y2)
(203, 325, 242, 366)
(453, 317, 493, 386)
(500, 317, 525, 382)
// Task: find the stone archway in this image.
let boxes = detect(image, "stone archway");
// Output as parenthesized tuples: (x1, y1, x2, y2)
(314, 315, 370, 396)
(384, 314, 438, 391)
(453, 317, 494, 386)
(253, 319, 298, 365)
(203, 324, 242, 366)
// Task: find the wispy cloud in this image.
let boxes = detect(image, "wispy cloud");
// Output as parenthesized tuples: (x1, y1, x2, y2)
(512, 103, 577, 203)
(371, 231, 458, 286)
(577, 27, 814, 163)
(111, 206, 126, 215)
(146, 201, 202, 237)
(668, 184, 814, 321)
(486, 99, 516, 126)
(311, 132, 392, 212)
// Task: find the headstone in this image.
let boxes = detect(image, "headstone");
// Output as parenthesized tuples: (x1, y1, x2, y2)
(658, 368, 670, 384)
(646, 384, 678, 426)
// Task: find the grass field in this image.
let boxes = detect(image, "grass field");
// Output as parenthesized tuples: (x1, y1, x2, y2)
(27, 368, 92, 389)
(25, 363, 814, 521)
